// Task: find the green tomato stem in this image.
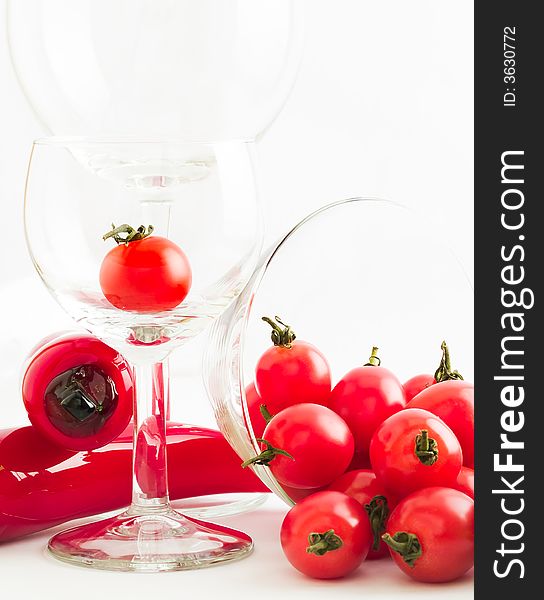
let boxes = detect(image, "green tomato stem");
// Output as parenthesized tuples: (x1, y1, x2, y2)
(103, 223, 154, 245)
(306, 529, 344, 556)
(262, 316, 296, 348)
(240, 438, 294, 468)
(259, 404, 274, 424)
(382, 531, 422, 567)
(364, 346, 381, 367)
(434, 340, 464, 382)
(364, 495, 390, 551)
(414, 429, 439, 466)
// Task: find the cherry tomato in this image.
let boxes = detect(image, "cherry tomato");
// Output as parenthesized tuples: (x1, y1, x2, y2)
(369, 408, 462, 497)
(99, 224, 192, 312)
(328, 469, 397, 559)
(403, 341, 465, 402)
(280, 491, 372, 579)
(328, 347, 406, 465)
(255, 317, 331, 414)
(22, 332, 134, 451)
(407, 380, 474, 468)
(454, 466, 474, 499)
(403, 374, 435, 402)
(282, 485, 324, 503)
(383, 487, 474, 582)
(244, 382, 268, 439)
(244, 403, 354, 489)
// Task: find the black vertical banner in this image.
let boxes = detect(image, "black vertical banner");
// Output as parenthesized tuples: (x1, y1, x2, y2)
(475, 2, 541, 598)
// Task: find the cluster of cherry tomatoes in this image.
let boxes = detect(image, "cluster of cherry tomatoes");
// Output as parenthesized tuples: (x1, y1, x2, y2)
(244, 317, 474, 583)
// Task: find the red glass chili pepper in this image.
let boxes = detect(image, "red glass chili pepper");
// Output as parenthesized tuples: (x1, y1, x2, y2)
(0, 422, 268, 543)
(22, 332, 134, 451)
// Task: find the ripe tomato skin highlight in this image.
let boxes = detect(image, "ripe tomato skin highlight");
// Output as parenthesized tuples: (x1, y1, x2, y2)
(99, 236, 192, 312)
(281, 491, 372, 579)
(454, 466, 474, 499)
(384, 487, 474, 582)
(328, 363, 406, 465)
(255, 340, 331, 414)
(260, 404, 354, 489)
(22, 332, 134, 451)
(407, 380, 474, 468)
(403, 374, 435, 402)
(369, 408, 463, 497)
(327, 469, 397, 559)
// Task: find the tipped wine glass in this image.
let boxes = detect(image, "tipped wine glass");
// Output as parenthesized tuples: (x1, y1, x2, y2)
(24, 138, 262, 571)
(204, 198, 474, 504)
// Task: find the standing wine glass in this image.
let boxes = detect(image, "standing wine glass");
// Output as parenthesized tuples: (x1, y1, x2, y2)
(24, 138, 262, 571)
(9, 0, 303, 521)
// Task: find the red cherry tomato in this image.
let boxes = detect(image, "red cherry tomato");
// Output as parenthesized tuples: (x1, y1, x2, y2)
(328, 347, 406, 465)
(328, 469, 397, 559)
(454, 466, 474, 499)
(407, 380, 474, 468)
(244, 382, 268, 439)
(369, 408, 462, 497)
(255, 317, 331, 414)
(383, 487, 474, 582)
(22, 332, 134, 451)
(281, 491, 372, 579)
(403, 341, 466, 403)
(403, 374, 435, 402)
(245, 403, 354, 489)
(99, 225, 192, 312)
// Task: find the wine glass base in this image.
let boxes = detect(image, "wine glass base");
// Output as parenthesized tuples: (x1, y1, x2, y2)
(175, 492, 269, 519)
(47, 508, 253, 572)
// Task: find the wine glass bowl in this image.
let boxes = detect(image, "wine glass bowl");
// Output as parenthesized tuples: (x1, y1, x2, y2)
(24, 138, 262, 570)
(25, 138, 262, 363)
(205, 198, 474, 505)
(7, 0, 303, 140)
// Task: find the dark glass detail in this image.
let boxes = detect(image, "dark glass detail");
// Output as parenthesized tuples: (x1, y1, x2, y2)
(59, 389, 97, 422)
(44, 365, 118, 438)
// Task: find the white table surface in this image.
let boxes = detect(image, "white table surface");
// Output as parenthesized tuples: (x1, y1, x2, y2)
(1, 493, 473, 600)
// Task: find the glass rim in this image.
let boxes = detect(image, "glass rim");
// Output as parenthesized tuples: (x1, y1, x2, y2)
(239, 194, 474, 382)
(32, 135, 256, 147)
(240, 198, 411, 337)
(264, 197, 404, 269)
(238, 196, 473, 377)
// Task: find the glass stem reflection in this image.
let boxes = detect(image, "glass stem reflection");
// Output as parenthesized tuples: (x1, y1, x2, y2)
(152, 360, 170, 421)
(130, 361, 170, 512)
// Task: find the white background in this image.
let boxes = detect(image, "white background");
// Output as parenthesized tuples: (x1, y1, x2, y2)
(0, 1, 473, 597)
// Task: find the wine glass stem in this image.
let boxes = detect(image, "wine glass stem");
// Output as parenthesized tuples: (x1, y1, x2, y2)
(130, 361, 170, 513)
(152, 359, 171, 420)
